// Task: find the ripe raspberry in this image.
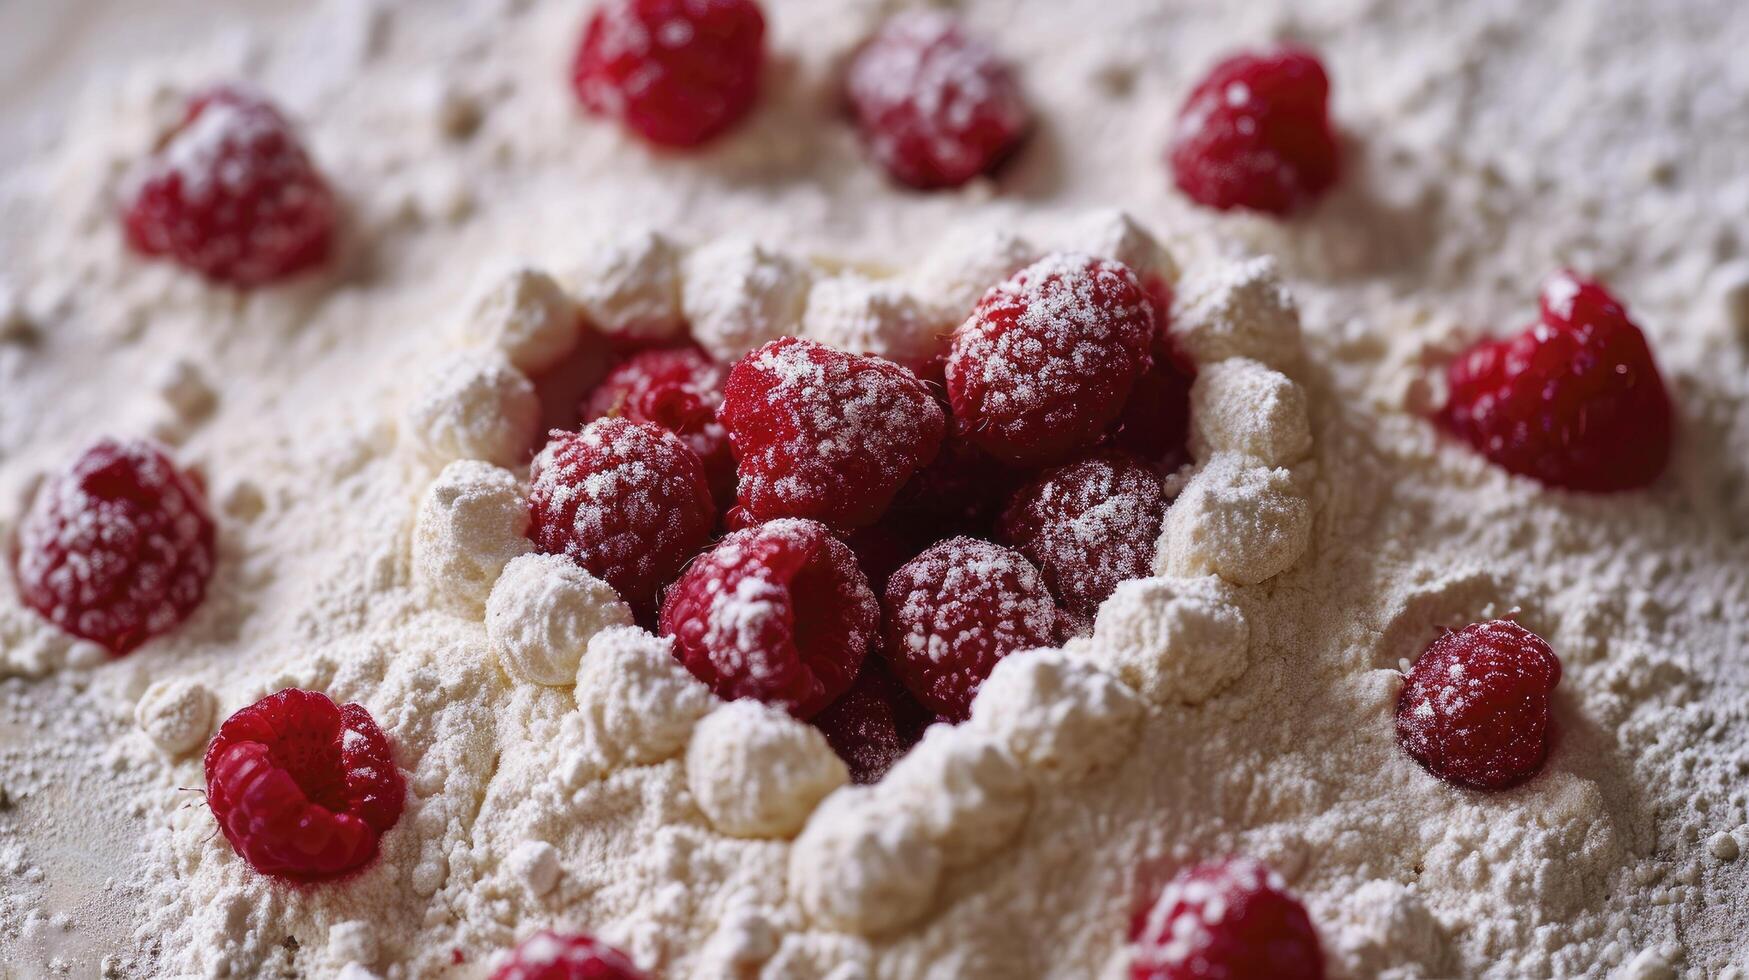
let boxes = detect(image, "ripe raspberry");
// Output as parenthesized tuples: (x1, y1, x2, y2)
(203, 689, 405, 882)
(719, 337, 946, 531)
(582, 345, 735, 504)
(12, 438, 215, 655)
(1130, 858, 1325, 980)
(888, 433, 1025, 541)
(528, 418, 717, 617)
(947, 254, 1156, 466)
(659, 518, 878, 718)
(571, 0, 766, 148)
(1396, 620, 1562, 791)
(882, 537, 1058, 722)
(812, 656, 932, 784)
(845, 11, 1030, 189)
(123, 85, 336, 285)
(1439, 273, 1673, 492)
(1168, 48, 1340, 215)
(1109, 358, 1195, 471)
(490, 931, 645, 980)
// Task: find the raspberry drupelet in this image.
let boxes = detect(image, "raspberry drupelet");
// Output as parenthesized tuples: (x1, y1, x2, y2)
(582, 344, 735, 504)
(1130, 858, 1325, 980)
(811, 655, 933, 784)
(490, 931, 646, 980)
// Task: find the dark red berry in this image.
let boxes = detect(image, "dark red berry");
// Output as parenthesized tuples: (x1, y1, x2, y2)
(1130, 858, 1325, 980)
(583, 345, 735, 504)
(490, 930, 645, 980)
(204, 689, 405, 882)
(812, 656, 932, 784)
(888, 432, 1025, 541)
(13, 438, 215, 655)
(1396, 620, 1561, 791)
(1109, 358, 1195, 471)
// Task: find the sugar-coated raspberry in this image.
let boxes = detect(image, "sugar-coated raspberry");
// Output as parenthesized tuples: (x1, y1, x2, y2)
(490, 930, 645, 980)
(811, 656, 932, 784)
(1439, 273, 1673, 493)
(571, 0, 766, 148)
(1169, 48, 1340, 216)
(1130, 858, 1325, 980)
(528, 418, 717, 617)
(947, 254, 1156, 466)
(1396, 620, 1562, 791)
(719, 337, 946, 531)
(123, 85, 335, 285)
(659, 518, 878, 718)
(1109, 358, 1195, 471)
(845, 11, 1030, 189)
(582, 345, 735, 504)
(13, 438, 215, 655)
(203, 689, 405, 882)
(882, 537, 1058, 722)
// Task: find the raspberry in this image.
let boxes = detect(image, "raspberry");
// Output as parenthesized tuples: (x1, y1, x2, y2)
(490, 930, 645, 980)
(582, 345, 735, 504)
(1438, 273, 1673, 492)
(888, 433, 1024, 541)
(659, 518, 878, 718)
(123, 85, 335, 285)
(812, 656, 932, 784)
(1130, 858, 1325, 980)
(12, 438, 215, 655)
(882, 537, 1058, 722)
(1109, 358, 1195, 470)
(203, 689, 405, 882)
(1396, 620, 1562, 791)
(845, 11, 1030, 189)
(999, 451, 1167, 626)
(571, 0, 766, 148)
(1168, 48, 1340, 216)
(528, 418, 717, 618)
(947, 254, 1156, 466)
(719, 337, 946, 531)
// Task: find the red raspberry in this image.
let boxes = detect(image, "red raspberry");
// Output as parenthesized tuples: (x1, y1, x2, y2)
(719, 337, 946, 531)
(583, 345, 735, 504)
(571, 0, 766, 148)
(1396, 620, 1562, 791)
(947, 254, 1156, 466)
(888, 433, 1025, 541)
(203, 689, 405, 882)
(845, 11, 1030, 189)
(882, 537, 1058, 722)
(1130, 858, 1324, 980)
(1438, 273, 1673, 492)
(123, 85, 336, 285)
(1109, 358, 1195, 471)
(491, 931, 645, 980)
(12, 438, 215, 655)
(1168, 48, 1340, 216)
(659, 518, 878, 718)
(528, 418, 717, 617)
(812, 656, 932, 784)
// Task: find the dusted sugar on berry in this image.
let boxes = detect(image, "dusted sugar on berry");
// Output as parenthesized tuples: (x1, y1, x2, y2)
(1439, 273, 1673, 492)
(527, 418, 717, 617)
(812, 656, 932, 784)
(13, 438, 215, 655)
(490, 930, 645, 980)
(846, 10, 1030, 189)
(883, 537, 1058, 722)
(1130, 858, 1325, 980)
(947, 254, 1156, 465)
(719, 336, 946, 531)
(659, 518, 878, 718)
(123, 85, 336, 284)
(583, 345, 735, 503)
(570, 0, 765, 148)
(1169, 48, 1340, 215)
(203, 689, 405, 882)
(1396, 620, 1562, 791)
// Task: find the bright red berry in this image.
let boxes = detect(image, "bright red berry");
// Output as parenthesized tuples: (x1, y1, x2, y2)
(13, 438, 215, 655)
(123, 85, 335, 285)
(1439, 273, 1673, 492)
(660, 518, 878, 718)
(812, 656, 932, 784)
(204, 689, 405, 882)
(571, 0, 766, 148)
(1396, 620, 1562, 791)
(947, 254, 1156, 466)
(845, 11, 1030, 189)
(490, 930, 645, 980)
(1131, 858, 1324, 980)
(1169, 48, 1340, 215)
(583, 345, 735, 504)
(719, 337, 946, 531)
(1109, 358, 1195, 471)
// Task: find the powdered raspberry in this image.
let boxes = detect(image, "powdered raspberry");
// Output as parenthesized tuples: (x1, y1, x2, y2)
(1396, 620, 1562, 791)
(582, 345, 735, 504)
(528, 418, 717, 617)
(12, 438, 215, 655)
(845, 11, 1030, 189)
(719, 337, 946, 531)
(123, 85, 336, 285)
(1439, 273, 1673, 492)
(1168, 48, 1340, 215)
(1130, 858, 1325, 980)
(947, 254, 1156, 465)
(660, 518, 878, 718)
(812, 656, 932, 784)
(571, 0, 766, 148)
(490, 931, 645, 980)
(204, 689, 405, 882)
(1109, 358, 1195, 470)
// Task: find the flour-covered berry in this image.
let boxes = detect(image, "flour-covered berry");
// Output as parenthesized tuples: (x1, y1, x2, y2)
(1131, 858, 1325, 980)
(583, 345, 734, 503)
(812, 656, 932, 784)
(490, 930, 645, 980)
